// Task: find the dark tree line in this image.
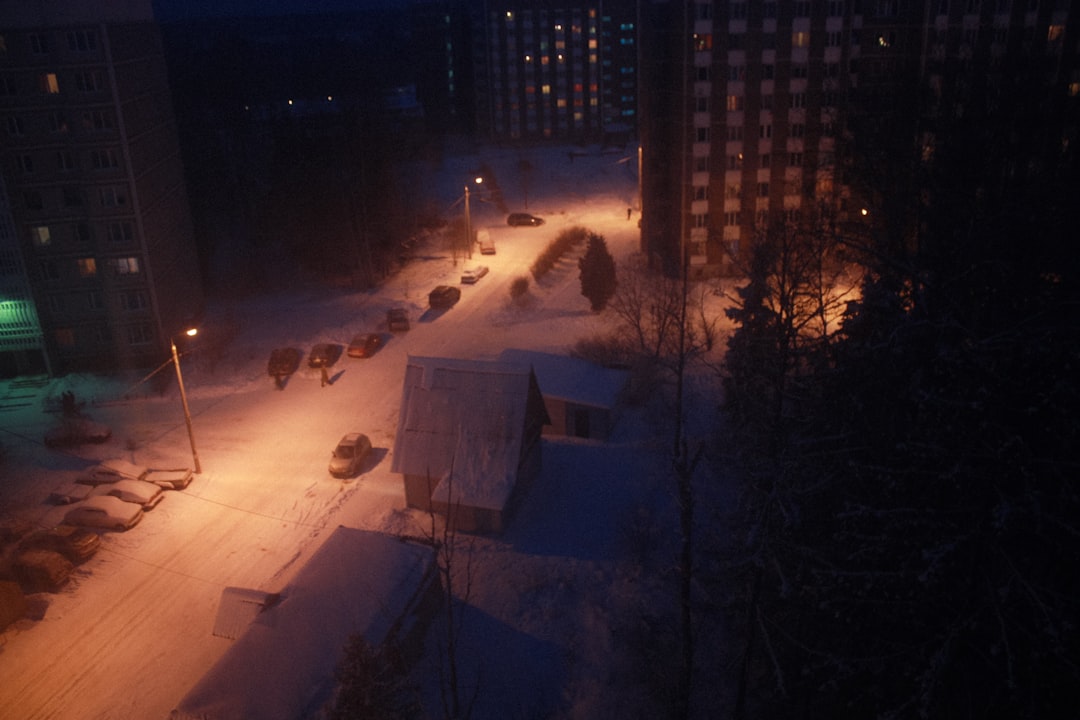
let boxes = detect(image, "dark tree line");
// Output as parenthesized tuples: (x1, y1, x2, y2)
(722, 57, 1080, 718)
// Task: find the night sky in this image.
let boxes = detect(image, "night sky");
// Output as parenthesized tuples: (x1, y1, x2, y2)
(152, 0, 406, 22)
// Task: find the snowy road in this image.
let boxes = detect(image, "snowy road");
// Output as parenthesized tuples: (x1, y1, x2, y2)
(0, 148, 647, 720)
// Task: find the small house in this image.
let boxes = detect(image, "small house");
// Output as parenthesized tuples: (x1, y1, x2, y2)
(391, 356, 550, 534)
(499, 349, 628, 441)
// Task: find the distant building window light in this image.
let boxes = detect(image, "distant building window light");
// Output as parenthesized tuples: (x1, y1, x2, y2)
(111, 257, 140, 275)
(621, 23, 634, 30)
(621, 109, 635, 116)
(41, 73, 60, 94)
(32, 226, 51, 247)
(77, 258, 97, 278)
(620, 37, 634, 45)
(694, 34, 712, 50)
(793, 31, 810, 47)
(542, 84, 551, 95)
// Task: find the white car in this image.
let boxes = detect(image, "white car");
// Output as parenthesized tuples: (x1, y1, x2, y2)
(328, 433, 372, 479)
(77, 458, 149, 486)
(64, 495, 144, 531)
(461, 265, 489, 284)
(92, 479, 164, 511)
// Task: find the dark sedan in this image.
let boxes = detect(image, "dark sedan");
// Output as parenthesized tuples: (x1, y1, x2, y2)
(428, 285, 461, 309)
(507, 212, 545, 226)
(308, 343, 343, 368)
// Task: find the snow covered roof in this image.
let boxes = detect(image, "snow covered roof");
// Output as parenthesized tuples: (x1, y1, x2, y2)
(171, 527, 436, 720)
(391, 356, 545, 511)
(499, 348, 627, 409)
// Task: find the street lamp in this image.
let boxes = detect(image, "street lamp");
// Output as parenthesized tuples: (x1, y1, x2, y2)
(170, 327, 201, 474)
(464, 176, 483, 261)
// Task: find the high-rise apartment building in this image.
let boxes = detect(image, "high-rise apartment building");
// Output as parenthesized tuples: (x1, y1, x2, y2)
(639, 0, 1078, 278)
(0, 0, 203, 374)
(415, 1, 639, 142)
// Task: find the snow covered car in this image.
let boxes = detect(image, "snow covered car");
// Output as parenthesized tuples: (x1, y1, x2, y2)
(19, 525, 100, 564)
(328, 433, 372, 479)
(11, 549, 72, 593)
(347, 333, 383, 359)
(144, 467, 194, 491)
(63, 495, 143, 532)
(428, 285, 461, 309)
(44, 418, 112, 448)
(91, 479, 164, 511)
(76, 458, 150, 486)
(460, 265, 489, 284)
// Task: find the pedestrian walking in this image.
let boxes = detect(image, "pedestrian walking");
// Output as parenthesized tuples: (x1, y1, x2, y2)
(320, 365, 330, 387)
(626, 207, 632, 220)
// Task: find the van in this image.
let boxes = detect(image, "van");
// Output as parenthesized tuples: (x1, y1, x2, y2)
(478, 229, 495, 255)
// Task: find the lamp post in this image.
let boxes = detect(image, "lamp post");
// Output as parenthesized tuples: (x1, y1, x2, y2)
(171, 327, 201, 474)
(463, 176, 483, 261)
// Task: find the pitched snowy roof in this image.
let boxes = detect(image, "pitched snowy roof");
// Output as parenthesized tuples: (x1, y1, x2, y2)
(390, 356, 544, 511)
(499, 348, 627, 409)
(172, 527, 435, 720)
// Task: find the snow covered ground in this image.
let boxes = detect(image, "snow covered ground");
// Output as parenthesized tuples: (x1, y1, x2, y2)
(0, 145, 724, 719)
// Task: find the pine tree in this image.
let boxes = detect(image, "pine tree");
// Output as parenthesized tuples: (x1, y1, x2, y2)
(578, 232, 617, 311)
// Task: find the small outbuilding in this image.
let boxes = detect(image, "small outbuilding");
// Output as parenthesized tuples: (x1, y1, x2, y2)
(500, 349, 628, 441)
(391, 356, 550, 534)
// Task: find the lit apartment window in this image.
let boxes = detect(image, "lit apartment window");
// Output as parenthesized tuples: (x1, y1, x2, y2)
(32, 226, 52, 247)
(111, 257, 140, 275)
(726, 94, 743, 110)
(40, 73, 60, 94)
(694, 33, 712, 50)
(77, 258, 97, 277)
(793, 31, 810, 47)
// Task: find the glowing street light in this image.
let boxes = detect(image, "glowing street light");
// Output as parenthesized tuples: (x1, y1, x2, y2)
(464, 176, 483, 261)
(170, 327, 201, 474)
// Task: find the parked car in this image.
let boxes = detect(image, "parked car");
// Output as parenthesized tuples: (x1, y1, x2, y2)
(91, 479, 164, 511)
(477, 229, 495, 255)
(144, 467, 194, 491)
(63, 495, 143, 531)
(428, 285, 461, 309)
(44, 418, 112, 448)
(347, 333, 383, 359)
(267, 347, 301, 378)
(77, 458, 149, 486)
(12, 549, 72, 593)
(47, 482, 93, 505)
(308, 343, 342, 368)
(328, 433, 373, 479)
(507, 212, 544, 226)
(19, 525, 100, 564)
(460, 265, 489, 284)
(387, 307, 410, 332)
